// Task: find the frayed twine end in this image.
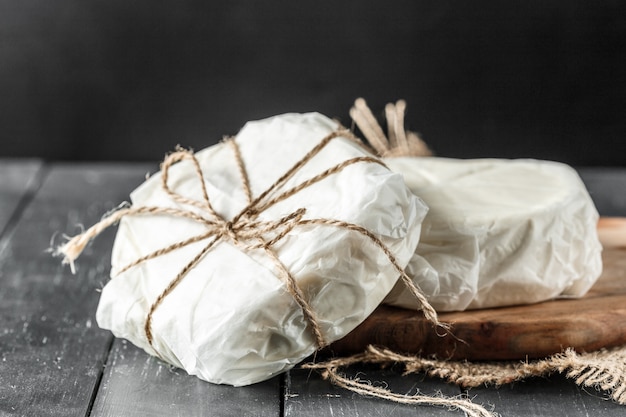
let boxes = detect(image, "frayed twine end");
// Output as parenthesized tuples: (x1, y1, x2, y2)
(54, 233, 91, 274)
(351, 97, 433, 158)
(52, 203, 133, 274)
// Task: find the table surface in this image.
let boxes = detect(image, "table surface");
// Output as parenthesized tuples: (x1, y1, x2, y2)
(1, 159, 625, 417)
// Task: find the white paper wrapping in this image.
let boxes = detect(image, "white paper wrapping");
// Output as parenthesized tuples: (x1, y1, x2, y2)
(383, 157, 603, 311)
(95, 113, 428, 386)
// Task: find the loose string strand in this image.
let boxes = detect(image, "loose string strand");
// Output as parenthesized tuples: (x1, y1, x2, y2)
(350, 98, 390, 156)
(384, 101, 399, 150)
(302, 346, 497, 416)
(144, 235, 221, 346)
(352, 98, 432, 158)
(320, 367, 496, 417)
(305, 344, 626, 414)
(57, 205, 217, 272)
(387, 100, 410, 154)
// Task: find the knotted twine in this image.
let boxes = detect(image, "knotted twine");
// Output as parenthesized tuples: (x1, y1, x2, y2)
(350, 97, 432, 158)
(56, 128, 441, 352)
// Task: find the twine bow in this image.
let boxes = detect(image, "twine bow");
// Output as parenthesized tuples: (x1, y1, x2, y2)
(350, 98, 432, 158)
(57, 129, 440, 352)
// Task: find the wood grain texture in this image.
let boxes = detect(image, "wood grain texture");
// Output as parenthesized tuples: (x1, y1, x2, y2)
(0, 159, 42, 237)
(330, 247, 626, 360)
(0, 163, 152, 416)
(90, 339, 281, 417)
(464, 374, 626, 417)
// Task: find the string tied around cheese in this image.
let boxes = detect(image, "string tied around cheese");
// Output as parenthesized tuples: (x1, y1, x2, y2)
(350, 97, 432, 158)
(55, 128, 443, 353)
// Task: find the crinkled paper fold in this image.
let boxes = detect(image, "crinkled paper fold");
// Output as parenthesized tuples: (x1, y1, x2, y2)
(384, 157, 603, 311)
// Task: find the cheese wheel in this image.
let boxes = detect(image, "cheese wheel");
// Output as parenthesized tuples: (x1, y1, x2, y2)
(383, 157, 603, 311)
(95, 113, 428, 385)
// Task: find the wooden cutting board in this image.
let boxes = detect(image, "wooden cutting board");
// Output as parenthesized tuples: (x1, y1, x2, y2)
(330, 218, 626, 360)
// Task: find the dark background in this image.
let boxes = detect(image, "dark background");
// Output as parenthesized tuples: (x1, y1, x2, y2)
(1, 0, 625, 165)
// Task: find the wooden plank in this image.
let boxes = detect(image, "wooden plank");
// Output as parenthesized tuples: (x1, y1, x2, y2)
(0, 159, 42, 237)
(285, 365, 465, 417)
(0, 162, 153, 417)
(465, 374, 626, 417)
(90, 339, 280, 417)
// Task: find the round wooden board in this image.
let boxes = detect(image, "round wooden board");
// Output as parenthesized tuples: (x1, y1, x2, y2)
(330, 247, 626, 361)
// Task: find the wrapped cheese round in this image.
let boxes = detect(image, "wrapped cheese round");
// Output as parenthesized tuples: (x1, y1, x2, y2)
(383, 157, 603, 311)
(95, 112, 429, 386)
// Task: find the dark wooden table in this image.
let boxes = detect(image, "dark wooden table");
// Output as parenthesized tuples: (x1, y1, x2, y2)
(1, 160, 625, 417)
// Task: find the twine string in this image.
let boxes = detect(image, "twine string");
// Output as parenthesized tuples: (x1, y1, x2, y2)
(299, 218, 440, 325)
(160, 148, 217, 216)
(303, 347, 496, 417)
(321, 370, 495, 417)
(144, 235, 221, 345)
(350, 98, 390, 157)
(226, 137, 253, 205)
(254, 156, 386, 215)
(351, 98, 432, 158)
(304, 344, 626, 413)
